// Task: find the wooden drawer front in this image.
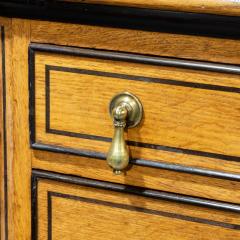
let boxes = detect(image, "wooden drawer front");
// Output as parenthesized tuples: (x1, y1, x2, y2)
(33, 170, 240, 240)
(30, 43, 240, 175)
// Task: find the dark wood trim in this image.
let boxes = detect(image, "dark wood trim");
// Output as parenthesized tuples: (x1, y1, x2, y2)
(47, 192, 52, 240)
(1, 25, 8, 240)
(0, 1, 240, 39)
(31, 169, 240, 240)
(31, 172, 38, 240)
(31, 142, 240, 182)
(32, 43, 240, 75)
(29, 45, 36, 145)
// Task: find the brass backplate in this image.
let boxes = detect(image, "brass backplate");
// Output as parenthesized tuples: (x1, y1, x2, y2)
(109, 92, 143, 128)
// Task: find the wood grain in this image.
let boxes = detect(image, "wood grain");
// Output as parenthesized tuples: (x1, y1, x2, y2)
(30, 21, 240, 65)
(32, 150, 240, 204)
(6, 19, 31, 240)
(34, 51, 240, 170)
(0, 17, 12, 240)
(37, 179, 240, 240)
(60, 0, 240, 16)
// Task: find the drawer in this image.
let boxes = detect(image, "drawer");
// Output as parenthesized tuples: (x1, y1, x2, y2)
(32, 170, 240, 240)
(30, 43, 240, 203)
(30, 43, 240, 170)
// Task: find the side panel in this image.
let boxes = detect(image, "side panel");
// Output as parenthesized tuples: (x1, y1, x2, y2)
(8, 19, 31, 240)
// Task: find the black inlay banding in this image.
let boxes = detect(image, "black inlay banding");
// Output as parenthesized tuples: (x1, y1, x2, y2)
(31, 43, 240, 75)
(1, 25, 8, 240)
(29, 46, 36, 145)
(47, 192, 52, 240)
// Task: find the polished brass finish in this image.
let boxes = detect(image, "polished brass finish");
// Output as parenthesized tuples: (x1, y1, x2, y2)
(107, 92, 143, 174)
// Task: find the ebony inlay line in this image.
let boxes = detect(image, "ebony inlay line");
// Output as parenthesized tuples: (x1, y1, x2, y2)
(31, 169, 240, 238)
(31, 172, 38, 240)
(47, 192, 52, 240)
(48, 191, 240, 232)
(29, 45, 36, 145)
(1, 25, 8, 240)
(45, 65, 50, 132)
(32, 43, 240, 75)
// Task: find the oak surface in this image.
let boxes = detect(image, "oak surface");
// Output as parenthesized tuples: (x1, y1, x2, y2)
(0, 17, 13, 240)
(6, 19, 32, 240)
(37, 179, 240, 240)
(30, 21, 240, 65)
(61, 0, 240, 16)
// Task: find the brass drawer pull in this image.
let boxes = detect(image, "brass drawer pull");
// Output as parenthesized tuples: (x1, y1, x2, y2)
(107, 92, 143, 174)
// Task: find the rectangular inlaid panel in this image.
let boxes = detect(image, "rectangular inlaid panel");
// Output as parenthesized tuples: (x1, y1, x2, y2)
(33, 171, 240, 240)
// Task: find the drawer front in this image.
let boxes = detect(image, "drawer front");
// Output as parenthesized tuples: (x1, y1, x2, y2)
(30, 43, 240, 170)
(33, 170, 240, 240)
(30, 43, 240, 204)
(30, 42, 240, 203)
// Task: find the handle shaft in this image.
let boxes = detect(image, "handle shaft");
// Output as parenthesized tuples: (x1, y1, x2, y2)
(106, 92, 143, 174)
(107, 125, 129, 175)
(107, 105, 129, 174)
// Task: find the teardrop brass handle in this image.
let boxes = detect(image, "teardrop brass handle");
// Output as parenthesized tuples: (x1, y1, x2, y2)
(107, 92, 143, 174)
